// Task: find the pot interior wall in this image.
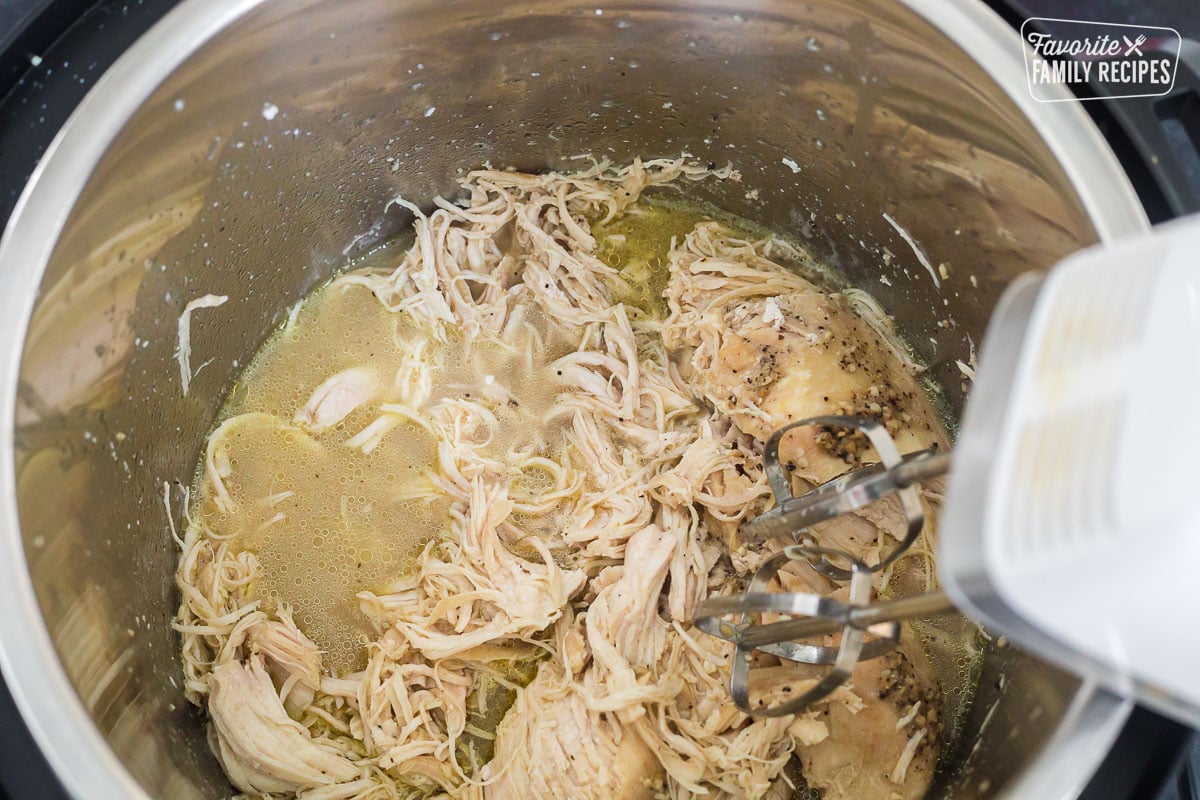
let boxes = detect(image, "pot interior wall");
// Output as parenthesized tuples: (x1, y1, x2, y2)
(13, 0, 1104, 797)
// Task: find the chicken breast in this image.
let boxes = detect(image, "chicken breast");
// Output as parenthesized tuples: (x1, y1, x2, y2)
(795, 643, 941, 800)
(207, 656, 360, 795)
(749, 636, 940, 800)
(483, 663, 662, 800)
(663, 222, 945, 488)
(664, 222, 947, 577)
(664, 222, 945, 798)
(754, 564, 943, 800)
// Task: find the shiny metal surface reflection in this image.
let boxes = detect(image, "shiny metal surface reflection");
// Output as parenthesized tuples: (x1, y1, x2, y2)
(0, 0, 1146, 798)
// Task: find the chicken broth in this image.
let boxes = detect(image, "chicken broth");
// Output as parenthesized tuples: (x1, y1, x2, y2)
(176, 159, 976, 800)
(594, 193, 824, 321)
(199, 277, 580, 672)
(594, 197, 717, 319)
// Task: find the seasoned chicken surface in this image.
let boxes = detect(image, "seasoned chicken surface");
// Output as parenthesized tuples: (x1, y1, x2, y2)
(662, 221, 946, 488)
(663, 223, 948, 581)
(797, 645, 941, 800)
(175, 160, 959, 800)
(662, 225, 947, 800)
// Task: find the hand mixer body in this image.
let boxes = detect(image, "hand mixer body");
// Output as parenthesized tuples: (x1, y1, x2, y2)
(942, 213, 1200, 729)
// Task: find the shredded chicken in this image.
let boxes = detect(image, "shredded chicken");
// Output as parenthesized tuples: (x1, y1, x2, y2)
(177, 293, 228, 396)
(359, 480, 587, 662)
(482, 663, 662, 800)
(294, 367, 379, 431)
(175, 158, 955, 800)
(250, 607, 323, 716)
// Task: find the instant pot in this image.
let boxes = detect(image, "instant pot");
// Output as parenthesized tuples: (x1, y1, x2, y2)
(0, 0, 1198, 798)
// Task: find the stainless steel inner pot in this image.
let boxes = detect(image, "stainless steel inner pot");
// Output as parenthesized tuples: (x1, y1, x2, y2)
(0, 0, 1148, 798)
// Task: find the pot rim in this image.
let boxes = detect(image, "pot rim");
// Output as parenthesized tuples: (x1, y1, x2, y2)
(0, 1, 1142, 798)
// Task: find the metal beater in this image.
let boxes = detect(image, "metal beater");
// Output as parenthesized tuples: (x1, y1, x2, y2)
(693, 415, 955, 718)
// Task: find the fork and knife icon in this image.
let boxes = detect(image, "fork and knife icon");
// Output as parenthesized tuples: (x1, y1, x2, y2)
(1123, 34, 1147, 56)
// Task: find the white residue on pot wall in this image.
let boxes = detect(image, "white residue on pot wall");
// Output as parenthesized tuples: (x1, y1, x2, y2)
(883, 211, 940, 289)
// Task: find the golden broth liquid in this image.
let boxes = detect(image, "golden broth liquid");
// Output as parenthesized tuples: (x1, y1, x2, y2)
(198, 273, 576, 672)
(594, 197, 713, 318)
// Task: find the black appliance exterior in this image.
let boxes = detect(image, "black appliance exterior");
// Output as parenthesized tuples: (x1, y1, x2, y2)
(986, 0, 1200, 221)
(0, 0, 1196, 798)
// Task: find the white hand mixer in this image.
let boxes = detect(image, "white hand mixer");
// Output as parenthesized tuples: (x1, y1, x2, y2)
(694, 213, 1200, 729)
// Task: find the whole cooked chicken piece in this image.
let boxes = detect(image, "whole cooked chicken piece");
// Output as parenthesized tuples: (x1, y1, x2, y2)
(663, 223, 946, 488)
(207, 656, 360, 795)
(664, 223, 947, 575)
(800, 641, 941, 800)
(482, 663, 662, 800)
(753, 635, 941, 800)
